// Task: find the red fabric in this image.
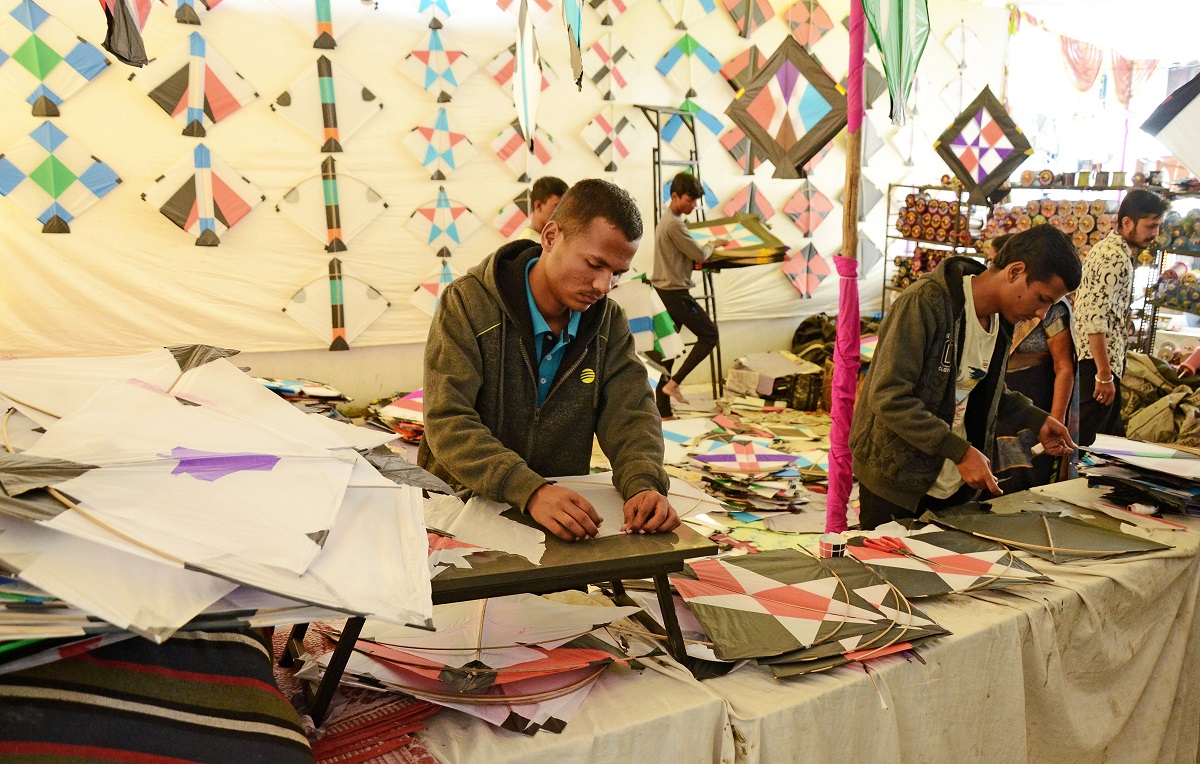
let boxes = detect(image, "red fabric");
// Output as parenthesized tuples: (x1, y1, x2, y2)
(1059, 36, 1102, 92)
(825, 255, 859, 533)
(1111, 52, 1158, 108)
(0, 742, 194, 763)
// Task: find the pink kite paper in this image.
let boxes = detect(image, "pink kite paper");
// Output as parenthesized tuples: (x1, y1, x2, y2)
(781, 245, 829, 297)
(493, 119, 558, 183)
(722, 182, 774, 220)
(492, 189, 532, 238)
(783, 0, 833, 48)
(783, 182, 833, 236)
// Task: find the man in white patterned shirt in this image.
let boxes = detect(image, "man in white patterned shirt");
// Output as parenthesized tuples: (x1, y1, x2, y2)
(1072, 189, 1168, 445)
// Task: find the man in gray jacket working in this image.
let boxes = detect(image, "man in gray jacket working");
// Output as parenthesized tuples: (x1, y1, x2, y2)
(419, 179, 679, 542)
(851, 225, 1082, 530)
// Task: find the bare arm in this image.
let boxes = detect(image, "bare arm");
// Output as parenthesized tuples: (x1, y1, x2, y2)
(1046, 329, 1075, 425)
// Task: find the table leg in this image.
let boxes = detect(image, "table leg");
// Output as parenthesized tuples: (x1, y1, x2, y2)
(278, 622, 308, 668)
(308, 616, 365, 726)
(652, 573, 688, 664)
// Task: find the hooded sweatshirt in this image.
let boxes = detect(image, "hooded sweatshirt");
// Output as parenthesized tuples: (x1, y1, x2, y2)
(418, 239, 669, 511)
(850, 256, 1049, 510)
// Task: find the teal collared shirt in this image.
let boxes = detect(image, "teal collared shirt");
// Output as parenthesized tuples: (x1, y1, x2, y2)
(525, 257, 581, 405)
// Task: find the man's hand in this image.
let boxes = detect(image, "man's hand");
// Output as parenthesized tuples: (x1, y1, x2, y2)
(1093, 378, 1117, 405)
(957, 446, 1002, 496)
(712, 238, 734, 250)
(622, 490, 680, 534)
(1037, 416, 1078, 457)
(528, 484, 602, 541)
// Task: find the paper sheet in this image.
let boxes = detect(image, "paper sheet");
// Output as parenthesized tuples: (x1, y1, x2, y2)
(423, 494, 546, 565)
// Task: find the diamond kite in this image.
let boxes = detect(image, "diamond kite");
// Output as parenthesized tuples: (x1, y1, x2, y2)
(933, 85, 1032, 204)
(402, 106, 476, 180)
(0, 121, 120, 233)
(781, 244, 829, 297)
(663, 97, 724, 143)
(720, 46, 764, 93)
(488, 43, 554, 95)
(588, 0, 627, 25)
(1142, 69, 1200, 178)
(583, 29, 635, 101)
(582, 109, 632, 172)
(398, 18, 475, 103)
(131, 31, 257, 137)
(782, 0, 833, 48)
(725, 35, 847, 179)
(0, 0, 109, 116)
(722, 0, 773, 37)
(142, 143, 264, 247)
(175, 0, 222, 25)
(276, 157, 388, 252)
(656, 32, 720, 98)
(783, 181, 832, 236)
(493, 119, 558, 182)
(408, 186, 481, 258)
(658, 0, 716, 30)
(274, 55, 381, 152)
(271, 0, 375, 48)
(412, 260, 461, 318)
(722, 181, 774, 220)
(492, 189, 532, 238)
(284, 257, 390, 351)
(719, 126, 765, 173)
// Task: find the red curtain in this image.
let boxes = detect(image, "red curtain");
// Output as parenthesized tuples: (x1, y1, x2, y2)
(1059, 36, 1103, 92)
(1112, 52, 1159, 108)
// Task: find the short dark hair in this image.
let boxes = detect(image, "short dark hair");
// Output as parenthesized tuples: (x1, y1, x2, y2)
(1117, 188, 1169, 226)
(669, 172, 703, 200)
(549, 178, 642, 242)
(992, 224, 1082, 291)
(531, 176, 568, 204)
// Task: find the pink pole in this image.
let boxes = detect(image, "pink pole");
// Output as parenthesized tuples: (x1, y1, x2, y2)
(825, 0, 865, 533)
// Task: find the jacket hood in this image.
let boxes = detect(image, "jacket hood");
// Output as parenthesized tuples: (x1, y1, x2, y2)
(927, 255, 988, 317)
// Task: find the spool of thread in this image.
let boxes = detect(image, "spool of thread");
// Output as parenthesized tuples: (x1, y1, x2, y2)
(819, 533, 846, 558)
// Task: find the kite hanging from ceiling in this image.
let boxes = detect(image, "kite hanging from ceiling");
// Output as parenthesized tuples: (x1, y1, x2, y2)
(0, 121, 120, 233)
(562, 0, 584, 89)
(0, 0, 109, 116)
(130, 31, 257, 138)
(402, 106, 476, 181)
(284, 257, 390, 351)
(98, 0, 152, 66)
(174, 0, 223, 25)
(512, 0, 541, 152)
(408, 186, 482, 258)
(142, 143, 264, 246)
(861, 0, 929, 124)
(933, 85, 1033, 205)
(276, 157, 388, 253)
(274, 55, 382, 151)
(1141, 69, 1200, 178)
(398, 18, 475, 103)
(496, 0, 553, 24)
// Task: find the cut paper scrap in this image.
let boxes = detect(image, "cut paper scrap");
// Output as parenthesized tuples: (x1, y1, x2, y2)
(783, 0, 833, 48)
(582, 109, 632, 172)
(402, 106, 476, 180)
(427, 530, 488, 576)
(656, 32, 720, 98)
(587, 0, 628, 26)
(933, 85, 1033, 204)
(411, 259, 461, 318)
(583, 29, 635, 102)
(722, 181, 774, 220)
(283, 257, 390, 351)
(407, 185, 481, 258)
(99, 0, 151, 66)
(548, 472, 724, 529)
(725, 35, 847, 179)
(274, 55, 381, 152)
(276, 157, 388, 253)
(142, 144, 263, 247)
(783, 181, 832, 236)
(175, 0, 222, 25)
(493, 119, 558, 182)
(691, 439, 798, 474)
(722, 0, 773, 37)
(781, 244, 829, 297)
(423, 493, 546, 565)
(130, 31, 256, 138)
(0, 121, 120, 233)
(488, 42, 554, 94)
(608, 276, 684, 361)
(492, 188, 532, 238)
(0, 0, 109, 116)
(398, 18, 475, 103)
(270, 0, 375, 49)
(721, 45, 764, 93)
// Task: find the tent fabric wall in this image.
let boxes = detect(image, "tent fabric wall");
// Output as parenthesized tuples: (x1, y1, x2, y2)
(0, 0, 1005, 395)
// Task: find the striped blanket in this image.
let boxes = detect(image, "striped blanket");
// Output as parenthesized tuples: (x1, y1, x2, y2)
(0, 629, 312, 763)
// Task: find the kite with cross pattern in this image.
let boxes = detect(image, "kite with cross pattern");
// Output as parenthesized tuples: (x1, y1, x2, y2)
(933, 85, 1032, 204)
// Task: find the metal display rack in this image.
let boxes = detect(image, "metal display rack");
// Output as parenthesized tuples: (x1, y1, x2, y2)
(1138, 191, 1200, 356)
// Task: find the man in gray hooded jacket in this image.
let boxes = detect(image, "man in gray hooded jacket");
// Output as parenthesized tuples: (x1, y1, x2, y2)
(851, 225, 1081, 530)
(419, 179, 679, 542)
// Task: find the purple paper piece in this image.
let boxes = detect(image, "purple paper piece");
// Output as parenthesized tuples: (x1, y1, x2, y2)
(159, 446, 281, 481)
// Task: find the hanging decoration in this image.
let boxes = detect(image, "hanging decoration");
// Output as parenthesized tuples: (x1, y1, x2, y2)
(492, 188, 532, 238)
(722, 0, 773, 38)
(656, 32, 720, 98)
(141, 144, 263, 247)
(782, 181, 832, 236)
(781, 244, 829, 297)
(0, 0, 109, 116)
(175, 0, 222, 25)
(273, 55, 380, 151)
(582, 109, 633, 172)
(284, 257, 390, 351)
(492, 119, 558, 182)
(411, 260, 461, 318)
(587, 0, 627, 26)
(98, 0, 151, 66)
(407, 186, 482, 258)
(276, 157, 388, 253)
(0, 121, 120, 233)
(1059, 36, 1102, 93)
(783, 0, 832, 48)
(583, 29, 635, 101)
(933, 85, 1033, 204)
(131, 31, 257, 138)
(402, 106, 476, 180)
(562, 0, 584, 89)
(861, 0, 929, 124)
(725, 35, 847, 180)
(513, 0, 540, 151)
(722, 181, 774, 220)
(398, 18, 475, 103)
(1111, 52, 1157, 109)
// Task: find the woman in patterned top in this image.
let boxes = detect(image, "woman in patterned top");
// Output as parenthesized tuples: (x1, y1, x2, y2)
(990, 234, 1079, 490)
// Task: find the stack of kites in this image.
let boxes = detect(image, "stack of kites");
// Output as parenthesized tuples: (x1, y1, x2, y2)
(372, 389, 426, 444)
